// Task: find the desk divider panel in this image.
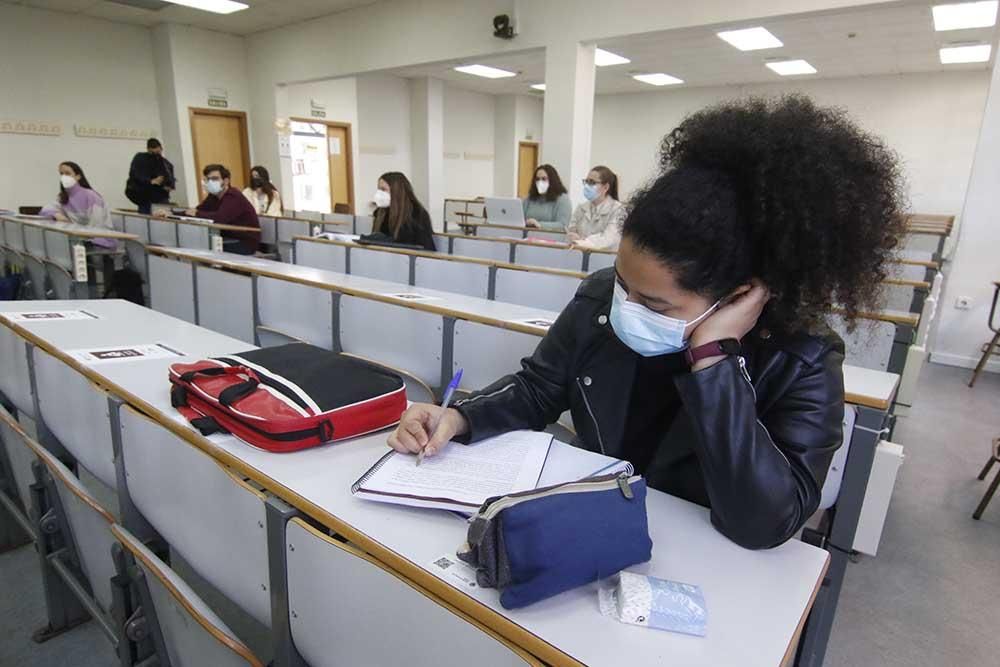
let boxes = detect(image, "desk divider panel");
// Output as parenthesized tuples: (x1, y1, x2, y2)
(493, 268, 581, 312)
(527, 230, 567, 243)
(150, 220, 178, 247)
(452, 320, 541, 391)
(278, 219, 310, 245)
(296, 210, 323, 222)
(885, 284, 916, 313)
(0, 324, 35, 417)
(118, 407, 272, 628)
(0, 412, 37, 515)
(354, 215, 374, 236)
(44, 231, 74, 271)
(349, 246, 411, 284)
(451, 237, 511, 263)
(889, 264, 925, 283)
(32, 347, 117, 489)
(257, 276, 335, 349)
(513, 243, 585, 272)
(149, 254, 197, 324)
(828, 316, 896, 373)
(323, 212, 354, 226)
(294, 240, 347, 273)
(475, 226, 523, 240)
(259, 216, 278, 246)
(195, 265, 255, 344)
(5, 220, 26, 252)
(285, 519, 531, 667)
(339, 296, 443, 388)
(24, 225, 46, 258)
(124, 216, 150, 243)
(903, 234, 941, 255)
(412, 256, 491, 299)
(110, 212, 125, 232)
(587, 252, 616, 273)
(178, 223, 211, 250)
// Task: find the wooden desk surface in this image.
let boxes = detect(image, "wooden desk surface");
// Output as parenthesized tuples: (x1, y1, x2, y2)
(838, 307, 919, 327)
(2, 215, 139, 241)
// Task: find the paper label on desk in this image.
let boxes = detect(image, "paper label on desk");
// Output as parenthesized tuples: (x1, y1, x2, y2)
(428, 554, 480, 590)
(381, 292, 441, 302)
(4, 310, 100, 322)
(211, 235, 224, 253)
(67, 342, 185, 365)
(72, 243, 88, 282)
(511, 317, 554, 329)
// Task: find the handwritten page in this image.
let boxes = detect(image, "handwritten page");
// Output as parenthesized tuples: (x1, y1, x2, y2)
(353, 431, 553, 511)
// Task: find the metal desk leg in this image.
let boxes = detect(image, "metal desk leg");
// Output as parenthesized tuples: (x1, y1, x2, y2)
(797, 405, 888, 666)
(887, 324, 915, 376)
(266, 495, 308, 667)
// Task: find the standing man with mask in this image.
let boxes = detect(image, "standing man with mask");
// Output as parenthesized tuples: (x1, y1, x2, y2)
(126, 138, 175, 214)
(157, 163, 259, 255)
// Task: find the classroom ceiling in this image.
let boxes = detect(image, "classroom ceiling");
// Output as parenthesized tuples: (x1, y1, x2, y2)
(4, 0, 377, 34)
(389, 2, 998, 96)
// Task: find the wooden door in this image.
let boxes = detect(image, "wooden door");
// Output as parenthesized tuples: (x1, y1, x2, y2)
(517, 142, 539, 198)
(326, 124, 354, 212)
(190, 108, 251, 198)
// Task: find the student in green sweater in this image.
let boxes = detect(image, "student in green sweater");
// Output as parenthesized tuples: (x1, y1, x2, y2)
(521, 164, 572, 231)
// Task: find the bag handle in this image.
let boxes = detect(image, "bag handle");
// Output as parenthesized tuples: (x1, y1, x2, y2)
(218, 379, 260, 407)
(179, 365, 260, 383)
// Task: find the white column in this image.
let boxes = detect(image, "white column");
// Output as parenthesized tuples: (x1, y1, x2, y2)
(410, 77, 444, 229)
(493, 95, 518, 197)
(541, 40, 596, 204)
(935, 59, 1000, 372)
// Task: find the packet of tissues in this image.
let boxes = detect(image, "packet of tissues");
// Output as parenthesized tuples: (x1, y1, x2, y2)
(598, 571, 708, 636)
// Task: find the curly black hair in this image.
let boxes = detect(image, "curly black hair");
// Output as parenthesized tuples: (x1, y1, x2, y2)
(622, 94, 907, 332)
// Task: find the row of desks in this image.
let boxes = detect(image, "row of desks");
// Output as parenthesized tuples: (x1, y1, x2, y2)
(0, 298, 831, 666)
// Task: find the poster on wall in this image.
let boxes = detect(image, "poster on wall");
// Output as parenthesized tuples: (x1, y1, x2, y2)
(290, 120, 332, 215)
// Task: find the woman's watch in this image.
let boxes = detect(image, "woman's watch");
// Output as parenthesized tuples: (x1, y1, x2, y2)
(685, 338, 742, 367)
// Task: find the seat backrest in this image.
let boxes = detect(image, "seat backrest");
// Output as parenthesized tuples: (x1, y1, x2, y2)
(451, 236, 511, 263)
(586, 252, 616, 273)
(339, 296, 444, 388)
(256, 276, 335, 349)
(177, 222, 211, 250)
(284, 518, 531, 667)
(43, 230, 74, 271)
(23, 225, 46, 259)
(257, 216, 278, 246)
(884, 284, 916, 313)
(111, 524, 263, 667)
(412, 255, 490, 299)
(354, 215, 374, 236)
(819, 405, 857, 510)
(195, 265, 255, 344)
(31, 430, 118, 613)
(0, 405, 38, 517)
(148, 253, 197, 324)
(124, 216, 151, 243)
(297, 210, 323, 222)
(325, 211, 354, 225)
(475, 225, 522, 240)
(125, 239, 148, 284)
(110, 212, 126, 232)
(349, 245, 411, 284)
(513, 243, 584, 272)
(118, 406, 272, 628)
(43, 260, 74, 300)
(493, 267, 581, 311)
(526, 230, 567, 243)
(149, 218, 178, 247)
(0, 323, 35, 418)
(828, 316, 896, 373)
(293, 239, 347, 273)
(22, 254, 48, 299)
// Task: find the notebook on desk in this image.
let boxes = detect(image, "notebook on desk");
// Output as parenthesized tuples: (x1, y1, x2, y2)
(351, 431, 632, 513)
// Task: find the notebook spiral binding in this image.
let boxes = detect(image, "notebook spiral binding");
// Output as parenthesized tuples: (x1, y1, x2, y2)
(351, 449, 397, 493)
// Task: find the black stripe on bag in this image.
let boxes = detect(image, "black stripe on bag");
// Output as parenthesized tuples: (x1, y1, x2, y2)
(190, 416, 226, 436)
(214, 357, 311, 412)
(218, 380, 259, 407)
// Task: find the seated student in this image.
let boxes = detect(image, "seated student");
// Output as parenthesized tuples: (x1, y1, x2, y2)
(161, 164, 259, 255)
(567, 165, 626, 251)
(40, 161, 117, 248)
(522, 164, 572, 230)
(388, 95, 905, 550)
(371, 172, 435, 251)
(241, 165, 283, 216)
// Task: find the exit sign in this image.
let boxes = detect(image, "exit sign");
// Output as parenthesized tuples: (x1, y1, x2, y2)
(311, 109, 326, 118)
(208, 97, 228, 108)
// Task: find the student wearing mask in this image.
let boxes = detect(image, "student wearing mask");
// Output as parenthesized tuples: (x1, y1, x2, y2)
(242, 165, 283, 216)
(522, 164, 572, 230)
(566, 165, 626, 251)
(41, 161, 117, 248)
(387, 96, 906, 550)
(159, 164, 259, 255)
(125, 138, 175, 215)
(372, 172, 436, 251)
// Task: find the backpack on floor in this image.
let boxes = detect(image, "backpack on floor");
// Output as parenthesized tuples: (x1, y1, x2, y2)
(169, 344, 407, 452)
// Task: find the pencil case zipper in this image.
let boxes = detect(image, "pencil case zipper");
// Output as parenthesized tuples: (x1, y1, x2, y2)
(475, 472, 640, 521)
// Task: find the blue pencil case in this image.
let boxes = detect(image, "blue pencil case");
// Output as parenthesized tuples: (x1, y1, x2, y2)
(457, 472, 653, 609)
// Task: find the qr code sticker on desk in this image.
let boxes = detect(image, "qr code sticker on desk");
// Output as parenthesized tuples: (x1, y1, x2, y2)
(433, 557, 454, 570)
(429, 554, 478, 589)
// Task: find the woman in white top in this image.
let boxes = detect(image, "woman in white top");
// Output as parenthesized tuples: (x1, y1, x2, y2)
(567, 165, 626, 251)
(241, 165, 283, 216)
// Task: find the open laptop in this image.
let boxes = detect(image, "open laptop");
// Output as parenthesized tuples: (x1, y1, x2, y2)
(484, 197, 526, 227)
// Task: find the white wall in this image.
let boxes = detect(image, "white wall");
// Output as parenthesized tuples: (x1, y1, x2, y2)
(494, 94, 545, 196)
(443, 84, 495, 198)
(357, 73, 413, 204)
(279, 77, 361, 212)
(0, 4, 161, 210)
(154, 24, 252, 206)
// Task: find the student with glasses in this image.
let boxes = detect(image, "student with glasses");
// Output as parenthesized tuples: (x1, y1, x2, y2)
(567, 165, 626, 250)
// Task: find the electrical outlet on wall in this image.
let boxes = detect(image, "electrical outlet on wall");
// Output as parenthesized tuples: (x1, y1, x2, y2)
(955, 296, 973, 310)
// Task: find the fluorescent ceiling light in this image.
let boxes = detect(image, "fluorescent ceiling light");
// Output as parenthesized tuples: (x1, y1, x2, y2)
(594, 48, 631, 66)
(932, 1, 998, 31)
(163, 0, 249, 14)
(717, 26, 783, 51)
(766, 59, 817, 75)
(939, 43, 992, 62)
(454, 64, 517, 79)
(632, 73, 684, 86)
(530, 83, 546, 91)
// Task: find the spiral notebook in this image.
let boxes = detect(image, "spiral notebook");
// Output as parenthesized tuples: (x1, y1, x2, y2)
(351, 431, 632, 513)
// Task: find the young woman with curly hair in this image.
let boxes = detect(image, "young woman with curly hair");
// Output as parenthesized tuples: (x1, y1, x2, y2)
(388, 95, 906, 549)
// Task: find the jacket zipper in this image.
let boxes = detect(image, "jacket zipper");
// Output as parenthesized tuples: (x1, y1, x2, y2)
(477, 473, 639, 520)
(576, 376, 606, 454)
(737, 356, 790, 467)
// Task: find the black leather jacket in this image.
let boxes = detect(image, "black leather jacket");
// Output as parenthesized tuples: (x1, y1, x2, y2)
(454, 269, 846, 549)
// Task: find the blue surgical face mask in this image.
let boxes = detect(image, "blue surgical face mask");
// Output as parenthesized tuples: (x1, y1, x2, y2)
(609, 282, 719, 357)
(204, 179, 224, 195)
(583, 183, 599, 201)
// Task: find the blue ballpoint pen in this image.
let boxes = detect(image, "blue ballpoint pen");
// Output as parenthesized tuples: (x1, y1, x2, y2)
(417, 368, 463, 466)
